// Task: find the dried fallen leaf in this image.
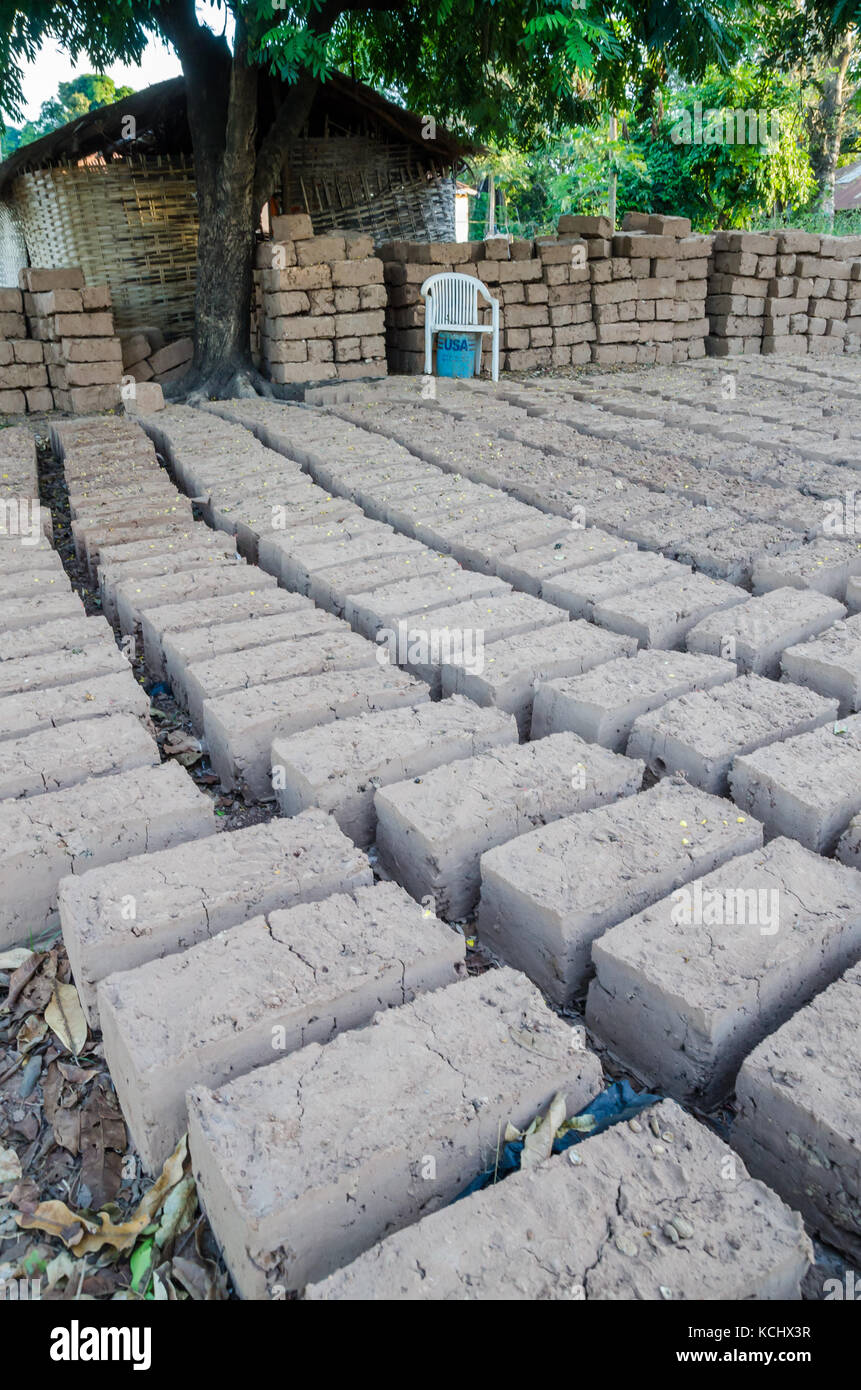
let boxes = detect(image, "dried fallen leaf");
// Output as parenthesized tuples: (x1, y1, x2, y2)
(14, 1199, 101, 1245)
(155, 1173, 196, 1251)
(0, 947, 34, 971)
(0, 1145, 22, 1184)
(44, 982, 88, 1055)
(79, 1085, 126, 1209)
(14, 1133, 188, 1257)
(8, 950, 54, 1012)
(51, 1105, 81, 1157)
(16, 1013, 47, 1053)
(521, 1092, 567, 1171)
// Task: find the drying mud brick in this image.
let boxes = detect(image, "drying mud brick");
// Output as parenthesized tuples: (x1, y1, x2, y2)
(375, 732, 644, 920)
(441, 621, 636, 738)
(591, 571, 748, 649)
(100, 882, 465, 1172)
(587, 837, 861, 1107)
(730, 713, 861, 853)
(271, 696, 517, 846)
(734, 961, 861, 1262)
(540, 551, 686, 621)
(0, 712, 158, 801)
(780, 613, 861, 715)
(478, 780, 763, 1004)
(163, 604, 338, 710)
(686, 587, 846, 677)
(140, 587, 309, 678)
(0, 591, 84, 632)
(203, 666, 429, 801)
(60, 810, 372, 1025)
(0, 640, 129, 697)
(0, 617, 113, 664)
(0, 762, 215, 949)
(626, 675, 837, 793)
(0, 670, 152, 742)
(307, 1099, 810, 1301)
(531, 650, 735, 749)
(345, 571, 510, 641)
(181, 627, 377, 729)
(113, 562, 277, 635)
(187, 968, 603, 1296)
(752, 539, 861, 602)
(495, 530, 636, 596)
(382, 590, 567, 695)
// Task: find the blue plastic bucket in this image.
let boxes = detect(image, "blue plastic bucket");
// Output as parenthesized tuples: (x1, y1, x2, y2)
(436, 331, 477, 378)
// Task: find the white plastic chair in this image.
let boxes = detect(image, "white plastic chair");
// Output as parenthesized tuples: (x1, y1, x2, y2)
(421, 271, 500, 382)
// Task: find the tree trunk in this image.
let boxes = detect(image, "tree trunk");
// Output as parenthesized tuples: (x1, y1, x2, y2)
(157, 5, 319, 399)
(809, 41, 853, 224)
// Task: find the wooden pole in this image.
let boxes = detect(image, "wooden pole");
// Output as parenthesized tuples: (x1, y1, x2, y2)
(608, 113, 617, 230)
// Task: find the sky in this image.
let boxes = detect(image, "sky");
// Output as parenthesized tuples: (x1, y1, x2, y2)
(16, 4, 235, 122)
(18, 36, 182, 120)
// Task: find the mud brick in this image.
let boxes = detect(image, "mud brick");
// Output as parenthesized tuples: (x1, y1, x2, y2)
(20, 268, 85, 293)
(30, 289, 83, 315)
(478, 780, 763, 1004)
(686, 586, 845, 677)
(531, 650, 735, 750)
(713, 232, 776, 254)
(11, 341, 43, 365)
(60, 336, 123, 363)
(731, 713, 861, 853)
(0, 289, 22, 312)
(588, 838, 861, 1109)
(100, 881, 465, 1172)
(627, 675, 837, 794)
(203, 666, 429, 801)
(271, 213, 314, 241)
(307, 1098, 809, 1301)
(331, 258, 384, 288)
(0, 712, 158, 801)
(734, 959, 861, 1261)
(60, 810, 372, 1025)
(781, 613, 861, 715)
(81, 285, 112, 311)
(187, 968, 602, 1296)
(0, 313, 27, 338)
(558, 214, 612, 238)
(541, 552, 687, 622)
(272, 696, 516, 845)
(613, 233, 677, 258)
(0, 762, 215, 949)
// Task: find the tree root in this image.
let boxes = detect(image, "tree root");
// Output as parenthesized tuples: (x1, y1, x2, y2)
(165, 361, 276, 405)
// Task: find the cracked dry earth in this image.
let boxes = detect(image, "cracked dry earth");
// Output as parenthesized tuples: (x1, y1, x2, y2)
(2, 352, 861, 1300)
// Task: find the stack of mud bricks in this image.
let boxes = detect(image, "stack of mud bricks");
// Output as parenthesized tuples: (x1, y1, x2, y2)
(120, 327, 194, 387)
(582, 212, 711, 366)
(253, 212, 387, 384)
(20, 266, 122, 411)
(0, 285, 49, 413)
(793, 232, 861, 357)
(706, 230, 861, 358)
(379, 230, 594, 374)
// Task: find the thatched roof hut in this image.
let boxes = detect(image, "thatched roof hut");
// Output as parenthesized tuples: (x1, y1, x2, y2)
(0, 74, 474, 334)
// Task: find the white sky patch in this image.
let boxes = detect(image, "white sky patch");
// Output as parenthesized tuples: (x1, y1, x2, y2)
(16, 3, 236, 121)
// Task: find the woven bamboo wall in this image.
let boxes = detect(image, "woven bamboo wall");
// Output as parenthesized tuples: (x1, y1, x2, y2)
(9, 157, 198, 335)
(0, 203, 28, 287)
(284, 138, 456, 243)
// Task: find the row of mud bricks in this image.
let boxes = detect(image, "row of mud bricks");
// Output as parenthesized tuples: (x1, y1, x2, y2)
(3, 363, 858, 1298)
(380, 218, 861, 373)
